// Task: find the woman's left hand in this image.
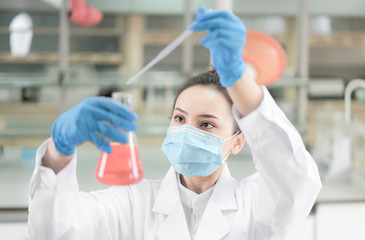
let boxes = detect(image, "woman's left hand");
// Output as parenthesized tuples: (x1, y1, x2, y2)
(189, 6, 247, 87)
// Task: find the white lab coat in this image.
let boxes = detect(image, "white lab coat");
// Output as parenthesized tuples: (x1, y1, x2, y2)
(28, 87, 322, 240)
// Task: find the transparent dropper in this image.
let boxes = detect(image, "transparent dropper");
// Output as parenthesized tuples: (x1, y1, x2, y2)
(126, 28, 193, 86)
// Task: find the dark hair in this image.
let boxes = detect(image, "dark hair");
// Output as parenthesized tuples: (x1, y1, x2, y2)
(172, 69, 240, 134)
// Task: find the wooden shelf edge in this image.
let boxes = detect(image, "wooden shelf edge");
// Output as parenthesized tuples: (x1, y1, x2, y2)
(0, 52, 122, 64)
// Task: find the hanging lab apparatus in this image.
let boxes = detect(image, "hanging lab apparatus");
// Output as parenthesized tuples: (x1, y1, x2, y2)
(95, 92, 143, 185)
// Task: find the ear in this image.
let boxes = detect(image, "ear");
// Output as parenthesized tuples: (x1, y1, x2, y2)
(231, 133, 245, 155)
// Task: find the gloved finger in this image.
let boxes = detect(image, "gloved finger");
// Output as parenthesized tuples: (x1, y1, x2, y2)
(87, 97, 138, 121)
(90, 107, 138, 132)
(199, 29, 245, 49)
(219, 36, 245, 48)
(96, 122, 128, 144)
(196, 5, 208, 15)
(200, 38, 220, 50)
(195, 9, 240, 22)
(90, 132, 112, 153)
(198, 30, 219, 46)
(213, 53, 243, 69)
(189, 18, 243, 32)
(99, 97, 138, 120)
(213, 27, 246, 41)
(199, 35, 240, 51)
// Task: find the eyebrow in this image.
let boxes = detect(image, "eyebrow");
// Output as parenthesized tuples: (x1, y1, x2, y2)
(174, 107, 188, 115)
(174, 107, 220, 119)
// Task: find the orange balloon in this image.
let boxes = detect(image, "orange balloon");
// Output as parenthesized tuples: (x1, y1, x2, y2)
(243, 30, 287, 86)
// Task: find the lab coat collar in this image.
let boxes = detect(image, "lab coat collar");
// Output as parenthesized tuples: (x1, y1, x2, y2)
(152, 165, 238, 240)
(152, 167, 190, 239)
(194, 164, 238, 239)
(211, 164, 238, 211)
(152, 167, 180, 215)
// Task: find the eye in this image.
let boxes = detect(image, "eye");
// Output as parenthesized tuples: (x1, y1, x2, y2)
(174, 115, 185, 123)
(201, 122, 215, 129)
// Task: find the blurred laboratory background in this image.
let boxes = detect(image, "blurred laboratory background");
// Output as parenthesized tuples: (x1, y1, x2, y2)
(1, 0, 365, 239)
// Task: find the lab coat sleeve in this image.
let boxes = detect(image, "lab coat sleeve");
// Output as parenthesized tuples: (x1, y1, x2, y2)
(233, 86, 322, 239)
(28, 139, 134, 240)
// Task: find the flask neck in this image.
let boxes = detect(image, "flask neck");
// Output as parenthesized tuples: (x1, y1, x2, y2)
(112, 92, 133, 109)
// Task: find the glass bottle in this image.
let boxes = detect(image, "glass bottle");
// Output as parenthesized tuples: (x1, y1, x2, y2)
(95, 92, 143, 185)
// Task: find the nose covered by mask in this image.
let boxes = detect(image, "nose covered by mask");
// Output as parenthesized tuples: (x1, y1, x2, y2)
(161, 125, 240, 177)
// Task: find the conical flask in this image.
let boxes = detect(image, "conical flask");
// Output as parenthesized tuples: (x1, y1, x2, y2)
(95, 92, 143, 185)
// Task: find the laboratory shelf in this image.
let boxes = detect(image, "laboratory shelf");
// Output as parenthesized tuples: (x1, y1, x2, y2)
(0, 75, 308, 89)
(268, 77, 309, 89)
(0, 71, 183, 89)
(0, 76, 56, 88)
(0, 115, 53, 139)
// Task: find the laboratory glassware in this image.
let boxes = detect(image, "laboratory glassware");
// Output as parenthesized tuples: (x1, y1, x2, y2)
(95, 92, 143, 185)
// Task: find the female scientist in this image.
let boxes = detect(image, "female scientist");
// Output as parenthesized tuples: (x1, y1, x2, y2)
(28, 6, 322, 240)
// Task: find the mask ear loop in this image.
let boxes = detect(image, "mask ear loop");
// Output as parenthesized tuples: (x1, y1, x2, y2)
(224, 130, 241, 141)
(222, 152, 231, 165)
(222, 130, 243, 164)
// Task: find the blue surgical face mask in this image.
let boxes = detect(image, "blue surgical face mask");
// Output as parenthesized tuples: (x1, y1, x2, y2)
(161, 125, 240, 177)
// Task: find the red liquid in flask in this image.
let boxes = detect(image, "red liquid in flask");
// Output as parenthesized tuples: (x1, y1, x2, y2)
(96, 142, 143, 185)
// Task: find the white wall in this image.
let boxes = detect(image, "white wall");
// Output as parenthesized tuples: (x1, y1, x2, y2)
(0, 223, 29, 240)
(289, 202, 365, 240)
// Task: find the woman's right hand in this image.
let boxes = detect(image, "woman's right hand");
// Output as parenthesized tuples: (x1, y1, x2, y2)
(43, 97, 138, 173)
(51, 96, 138, 156)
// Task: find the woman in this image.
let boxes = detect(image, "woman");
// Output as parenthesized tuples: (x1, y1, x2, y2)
(28, 6, 321, 240)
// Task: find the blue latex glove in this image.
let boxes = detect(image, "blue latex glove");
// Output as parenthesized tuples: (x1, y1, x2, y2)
(189, 6, 247, 87)
(51, 97, 138, 156)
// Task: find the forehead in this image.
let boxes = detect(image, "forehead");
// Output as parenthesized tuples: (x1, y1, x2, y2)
(175, 85, 232, 115)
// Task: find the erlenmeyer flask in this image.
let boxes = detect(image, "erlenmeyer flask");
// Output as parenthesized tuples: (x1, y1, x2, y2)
(95, 92, 143, 185)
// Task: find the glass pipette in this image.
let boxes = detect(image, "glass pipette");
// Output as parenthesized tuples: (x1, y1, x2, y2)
(126, 28, 193, 86)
